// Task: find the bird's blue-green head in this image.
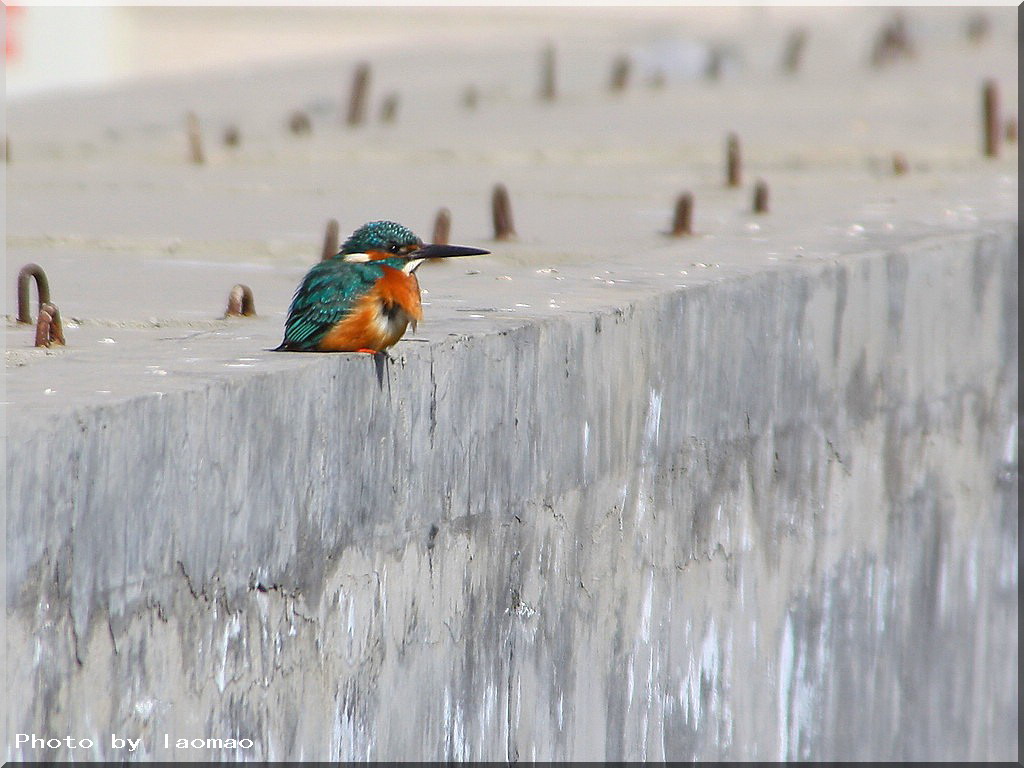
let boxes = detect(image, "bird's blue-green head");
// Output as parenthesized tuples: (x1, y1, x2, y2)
(335, 220, 490, 266)
(339, 220, 422, 258)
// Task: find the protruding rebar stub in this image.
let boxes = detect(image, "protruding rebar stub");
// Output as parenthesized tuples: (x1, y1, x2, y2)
(321, 218, 340, 261)
(705, 48, 724, 81)
(35, 302, 65, 348)
(226, 285, 256, 317)
(223, 125, 241, 148)
(289, 111, 312, 136)
(540, 44, 557, 102)
(871, 13, 914, 68)
(670, 193, 693, 237)
(966, 13, 990, 46)
(782, 28, 808, 74)
(17, 263, 51, 324)
(983, 80, 1000, 158)
(753, 180, 770, 213)
(892, 153, 909, 176)
(609, 55, 630, 92)
(433, 208, 452, 246)
(346, 62, 371, 127)
(186, 111, 204, 164)
(380, 94, 399, 124)
(492, 184, 516, 241)
(726, 133, 742, 188)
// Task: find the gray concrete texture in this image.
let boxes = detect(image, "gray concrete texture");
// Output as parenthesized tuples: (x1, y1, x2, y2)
(4, 6, 1019, 762)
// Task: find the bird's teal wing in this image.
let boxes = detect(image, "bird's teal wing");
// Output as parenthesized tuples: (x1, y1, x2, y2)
(277, 260, 385, 350)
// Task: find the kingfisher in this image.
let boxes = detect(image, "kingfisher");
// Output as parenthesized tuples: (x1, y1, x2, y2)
(275, 220, 488, 353)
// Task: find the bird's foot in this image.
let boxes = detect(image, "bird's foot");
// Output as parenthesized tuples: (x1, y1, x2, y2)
(356, 347, 393, 364)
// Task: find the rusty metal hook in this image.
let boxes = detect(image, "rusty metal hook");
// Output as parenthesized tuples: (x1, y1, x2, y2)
(35, 302, 65, 347)
(17, 263, 51, 324)
(225, 284, 256, 317)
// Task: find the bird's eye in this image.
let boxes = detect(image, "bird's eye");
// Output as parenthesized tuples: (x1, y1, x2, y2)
(388, 242, 402, 254)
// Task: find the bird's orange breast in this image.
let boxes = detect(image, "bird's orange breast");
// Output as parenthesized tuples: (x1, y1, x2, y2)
(318, 266, 423, 352)
(375, 266, 423, 322)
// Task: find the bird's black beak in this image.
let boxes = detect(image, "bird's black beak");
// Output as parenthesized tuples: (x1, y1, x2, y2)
(411, 243, 490, 259)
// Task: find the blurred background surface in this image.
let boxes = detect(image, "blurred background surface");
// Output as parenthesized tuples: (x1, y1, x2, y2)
(7, 5, 988, 100)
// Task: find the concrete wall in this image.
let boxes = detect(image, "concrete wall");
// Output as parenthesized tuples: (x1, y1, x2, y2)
(6, 225, 1018, 761)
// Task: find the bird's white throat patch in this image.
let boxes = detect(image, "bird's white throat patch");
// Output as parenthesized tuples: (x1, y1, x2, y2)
(341, 254, 423, 273)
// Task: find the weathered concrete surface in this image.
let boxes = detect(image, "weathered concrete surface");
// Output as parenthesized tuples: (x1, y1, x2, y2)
(7, 225, 1018, 761)
(4, 6, 1019, 763)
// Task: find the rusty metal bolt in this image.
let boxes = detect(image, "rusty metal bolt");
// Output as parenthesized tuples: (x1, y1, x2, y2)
(1006, 116, 1018, 144)
(463, 86, 480, 110)
(321, 218, 340, 261)
(892, 153, 909, 175)
(983, 80, 1000, 158)
(540, 44, 557, 101)
(433, 208, 451, 245)
(726, 133, 742, 188)
(670, 193, 693, 237)
(609, 55, 631, 92)
(35, 302, 65, 347)
(346, 62, 371, 127)
(492, 184, 516, 241)
(225, 285, 256, 317)
(186, 111, 204, 164)
(289, 110, 312, 135)
(17, 263, 51, 324)
(753, 179, 770, 213)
